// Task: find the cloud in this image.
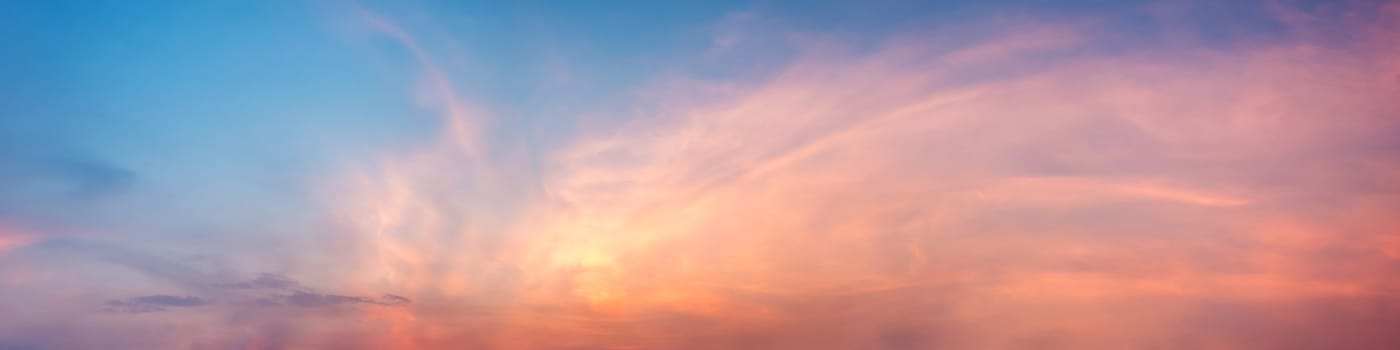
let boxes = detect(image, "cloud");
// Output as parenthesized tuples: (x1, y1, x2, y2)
(0, 222, 37, 256)
(45, 240, 220, 291)
(381, 294, 411, 304)
(216, 273, 305, 291)
(103, 267, 412, 309)
(306, 1, 1400, 348)
(0, 152, 135, 248)
(213, 273, 412, 308)
(0, 150, 136, 203)
(104, 295, 209, 313)
(25, 243, 415, 319)
(4, 1, 1398, 349)
(46, 156, 136, 200)
(259, 292, 411, 308)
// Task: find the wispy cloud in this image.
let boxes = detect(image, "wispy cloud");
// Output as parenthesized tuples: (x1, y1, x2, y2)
(0, 223, 37, 256)
(105, 295, 209, 313)
(308, 1, 1400, 348)
(3, 1, 1398, 349)
(258, 292, 411, 308)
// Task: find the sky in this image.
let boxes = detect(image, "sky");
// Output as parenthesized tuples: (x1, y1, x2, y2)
(1, 0, 1399, 349)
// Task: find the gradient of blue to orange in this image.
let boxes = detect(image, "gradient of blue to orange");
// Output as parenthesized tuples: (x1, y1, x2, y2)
(2, 0, 1399, 349)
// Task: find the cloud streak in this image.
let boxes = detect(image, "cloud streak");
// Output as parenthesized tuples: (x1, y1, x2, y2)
(105, 295, 209, 313)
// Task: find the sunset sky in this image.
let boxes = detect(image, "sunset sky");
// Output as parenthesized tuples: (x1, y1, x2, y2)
(2, 0, 1399, 349)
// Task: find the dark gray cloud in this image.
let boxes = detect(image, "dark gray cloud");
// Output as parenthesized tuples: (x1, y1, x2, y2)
(42, 242, 414, 315)
(381, 294, 411, 304)
(104, 295, 209, 313)
(133, 295, 208, 307)
(215, 273, 304, 291)
(259, 292, 412, 308)
(93, 273, 412, 312)
(216, 273, 412, 308)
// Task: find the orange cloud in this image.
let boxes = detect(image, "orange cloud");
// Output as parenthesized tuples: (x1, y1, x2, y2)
(297, 2, 1400, 349)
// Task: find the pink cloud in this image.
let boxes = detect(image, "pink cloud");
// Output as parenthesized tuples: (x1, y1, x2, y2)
(482, 3, 1399, 348)
(0, 222, 37, 257)
(41, 2, 1397, 349)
